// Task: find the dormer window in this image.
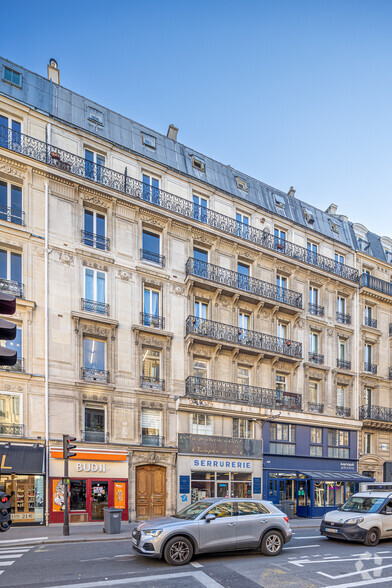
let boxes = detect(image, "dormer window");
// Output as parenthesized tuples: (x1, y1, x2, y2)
(357, 238, 370, 252)
(329, 219, 339, 234)
(3, 66, 21, 87)
(142, 133, 156, 149)
(191, 155, 205, 172)
(236, 177, 248, 192)
(87, 107, 104, 126)
(303, 207, 315, 225)
(274, 194, 285, 209)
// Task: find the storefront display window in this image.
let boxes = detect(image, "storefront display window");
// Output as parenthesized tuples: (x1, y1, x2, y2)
(314, 481, 324, 507)
(0, 475, 44, 524)
(70, 480, 86, 511)
(190, 471, 252, 502)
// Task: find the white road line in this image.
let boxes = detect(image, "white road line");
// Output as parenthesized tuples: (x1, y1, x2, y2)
(284, 544, 320, 550)
(318, 561, 392, 580)
(0, 537, 48, 544)
(0, 553, 23, 559)
(321, 576, 392, 588)
(0, 561, 17, 566)
(43, 571, 224, 588)
(293, 536, 323, 540)
(291, 554, 392, 567)
(190, 561, 204, 568)
(0, 548, 31, 553)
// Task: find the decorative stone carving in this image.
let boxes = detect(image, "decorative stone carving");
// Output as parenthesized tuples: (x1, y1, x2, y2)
(140, 214, 166, 228)
(173, 285, 185, 295)
(274, 362, 291, 373)
(221, 297, 230, 307)
(192, 231, 214, 246)
(238, 249, 256, 261)
(0, 164, 25, 178)
(140, 336, 164, 348)
(83, 260, 108, 271)
(327, 329, 334, 336)
(58, 251, 74, 265)
(192, 346, 213, 357)
(141, 401, 164, 408)
(276, 265, 291, 274)
(308, 368, 324, 380)
(362, 379, 378, 388)
(118, 269, 133, 281)
(83, 324, 110, 336)
(296, 320, 304, 329)
(82, 194, 108, 207)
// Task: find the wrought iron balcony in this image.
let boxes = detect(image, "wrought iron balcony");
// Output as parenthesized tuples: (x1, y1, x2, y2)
(360, 405, 392, 422)
(364, 316, 377, 328)
(140, 249, 165, 267)
(0, 278, 23, 298)
(81, 229, 110, 251)
(337, 359, 351, 370)
(82, 298, 109, 316)
(141, 434, 163, 446)
(185, 376, 302, 411)
(308, 402, 324, 413)
(0, 423, 25, 436)
(361, 273, 392, 297)
(140, 376, 165, 390)
(81, 367, 109, 383)
(0, 125, 359, 283)
(337, 312, 351, 325)
(308, 352, 324, 365)
(141, 312, 165, 329)
(336, 406, 351, 417)
(186, 316, 302, 359)
(185, 258, 302, 309)
(364, 363, 377, 374)
(83, 429, 108, 443)
(309, 303, 324, 316)
(389, 367, 392, 380)
(0, 205, 24, 226)
(1, 358, 25, 372)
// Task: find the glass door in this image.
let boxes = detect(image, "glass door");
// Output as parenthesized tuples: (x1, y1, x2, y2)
(91, 481, 108, 520)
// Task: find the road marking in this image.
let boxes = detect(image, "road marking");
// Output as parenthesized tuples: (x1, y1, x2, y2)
(0, 553, 23, 559)
(291, 554, 392, 567)
(0, 548, 32, 553)
(321, 576, 392, 588)
(318, 561, 392, 580)
(190, 561, 204, 568)
(43, 571, 224, 588)
(1, 537, 48, 544)
(0, 561, 17, 566)
(293, 536, 323, 539)
(284, 544, 320, 550)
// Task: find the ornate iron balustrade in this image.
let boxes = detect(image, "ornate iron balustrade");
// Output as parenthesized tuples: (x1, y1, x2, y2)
(83, 429, 108, 443)
(0, 205, 24, 226)
(308, 352, 324, 365)
(141, 434, 164, 446)
(140, 249, 165, 267)
(359, 405, 392, 422)
(336, 406, 351, 417)
(140, 376, 165, 390)
(337, 312, 351, 324)
(186, 316, 302, 358)
(0, 423, 25, 436)
(364, 316, 378, 328)
(81, 229, 110, 251)
(0, 278, 23, 298)
(1, 358, 25, 372)
(141, 312, 165, 329)
(81, 298, 109, 316)
(185, 376, 302, 411)
(0, 125, 359, 283)
(337, 359, 351, 370)
(186, 258, 302, 309)
(81, 367, 109, 383)
(364, 363, 377, 374)
(308, 402, 324, 413)
(361, 273, 392, 297)
(309, 303, 324, 316)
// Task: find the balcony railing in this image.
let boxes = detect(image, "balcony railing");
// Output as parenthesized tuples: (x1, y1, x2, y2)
(185, 376, 302, 411)
(140, 376, 165, 390)
(389, 367, 392, 380)
(337, 359, 351, 370)
(0, 125, 359, 283)
(0, 205, 25, 226)
(364, 316, 377, 328)
(141, 434, 163, 446)
(0, 423, 25, 436)
(140, 249, 165, 267)
(82, 298, 109, 316)
(81, 367, 109, 383)
(308, 402, 324, 413)
(336, 406, 351, 417)
(1, 358, 25, 372)
(364, 363, 377, 374)
(337, 312, 351, 324)
(0, 278, 23, 298)
(309, 303, 324, 316)
(185, 258, 303, 309)
(141, 312, 165, 329)
(83, 429, 108, 443)
(360, 405, 392, 422)
(361, 273, 392, 297)
(186, 316, 302, 359)
(81, 229, 110, 251)
(308, 352, 324, 365)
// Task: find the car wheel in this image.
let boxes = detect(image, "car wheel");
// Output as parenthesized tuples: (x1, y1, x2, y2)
(364, 528, 380, 547)
(163, 536, 193, 566)
(261, 530, 283, 556)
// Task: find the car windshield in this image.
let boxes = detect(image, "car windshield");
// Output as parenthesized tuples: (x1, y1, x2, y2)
(173, 501, 213, 520)
(341, 496, 385, 513)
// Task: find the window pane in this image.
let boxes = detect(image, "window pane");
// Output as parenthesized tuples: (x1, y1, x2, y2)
(84, 339, 105, 369)
(96, 214, 105, 237)
(96, 272, 106, 303)
(142, 231, 160, 254)
(84, 210, 94, 233)
(237, 502, 261, 516)
(10, 253, 22, 283)
(193, 248, 208, 263)
(0, 181, 6, 210)
(6, 327, 22, 357)
(70, 480, 86, 511)
(207, 503, 234, 518)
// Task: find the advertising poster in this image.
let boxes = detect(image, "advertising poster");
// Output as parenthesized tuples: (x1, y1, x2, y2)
(114, 482, 126, 509)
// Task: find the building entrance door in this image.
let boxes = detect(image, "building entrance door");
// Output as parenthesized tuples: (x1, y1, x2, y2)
(136, 465, 166, 520)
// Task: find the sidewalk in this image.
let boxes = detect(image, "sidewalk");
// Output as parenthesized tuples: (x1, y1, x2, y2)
(0, 518, 322, 547)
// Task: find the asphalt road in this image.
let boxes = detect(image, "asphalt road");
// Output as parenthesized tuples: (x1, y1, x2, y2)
(2, 529, 392, 587)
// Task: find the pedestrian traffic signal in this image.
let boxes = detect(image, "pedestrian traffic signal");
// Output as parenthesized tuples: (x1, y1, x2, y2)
(0, 292, 17, 367)
(63, 434, 77, 459)
(0, 492, 12, 532)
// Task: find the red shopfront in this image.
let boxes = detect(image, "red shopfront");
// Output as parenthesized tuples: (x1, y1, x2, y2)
(49, 448, 128, 523)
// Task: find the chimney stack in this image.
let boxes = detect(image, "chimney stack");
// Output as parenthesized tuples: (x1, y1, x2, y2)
(47, 58, 60, 84)
(325, 203, 338, 215)
(287, 186, 296, 197)
(167, 124, 178, 141)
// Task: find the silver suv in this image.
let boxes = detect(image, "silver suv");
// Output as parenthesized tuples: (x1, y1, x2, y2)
(132, 497, 292, 565)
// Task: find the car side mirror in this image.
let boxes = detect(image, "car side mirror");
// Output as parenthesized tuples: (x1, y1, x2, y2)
(337, 504, 342, 511)
(384, 507, 392, 515)
(205, 514, 216, 522)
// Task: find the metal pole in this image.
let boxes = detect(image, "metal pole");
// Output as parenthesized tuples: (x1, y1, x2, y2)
(63, 435, 69, 536)
(44, 182, 49, 526)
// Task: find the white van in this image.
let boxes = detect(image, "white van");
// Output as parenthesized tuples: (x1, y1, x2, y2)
(320, 491, 392, 546)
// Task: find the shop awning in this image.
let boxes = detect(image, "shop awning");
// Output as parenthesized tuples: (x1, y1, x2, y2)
(0, 443, 45, 474)
(299, 471, 374, 482)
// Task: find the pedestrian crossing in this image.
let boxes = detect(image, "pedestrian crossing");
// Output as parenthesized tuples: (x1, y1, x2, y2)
(0, 546, 32, 576)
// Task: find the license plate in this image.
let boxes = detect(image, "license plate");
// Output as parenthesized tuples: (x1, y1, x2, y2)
(326, 528, 339, 533)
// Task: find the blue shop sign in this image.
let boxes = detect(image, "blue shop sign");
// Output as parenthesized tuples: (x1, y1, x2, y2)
(179, 475, 190, 494)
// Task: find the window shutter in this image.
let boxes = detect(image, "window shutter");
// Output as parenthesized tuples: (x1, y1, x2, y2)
(142, 409, 161, 431)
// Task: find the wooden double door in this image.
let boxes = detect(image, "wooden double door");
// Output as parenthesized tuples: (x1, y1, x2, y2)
(136, 465, 166, 520)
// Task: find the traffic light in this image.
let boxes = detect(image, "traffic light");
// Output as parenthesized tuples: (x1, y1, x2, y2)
(0, 492, 12, 532)
(63, 434, 77, 459)
(0, 292, 17, 367)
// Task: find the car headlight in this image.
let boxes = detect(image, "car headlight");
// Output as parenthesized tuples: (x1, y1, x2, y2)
(142, 529, 163, 537)
(344, 517, 364, 525)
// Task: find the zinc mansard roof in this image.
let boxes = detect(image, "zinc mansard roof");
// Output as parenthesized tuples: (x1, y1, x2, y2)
(0, 56, 384, 260)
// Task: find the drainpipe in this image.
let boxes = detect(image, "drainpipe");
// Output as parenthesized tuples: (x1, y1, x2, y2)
(353, 252, 360, 459)
(44, 181, 49, 525)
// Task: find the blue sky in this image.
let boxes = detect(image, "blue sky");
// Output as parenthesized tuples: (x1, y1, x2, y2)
(2, 0, 392, 237)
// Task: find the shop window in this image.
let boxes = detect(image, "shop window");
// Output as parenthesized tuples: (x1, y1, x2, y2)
(83, 209, 107, 250)
(0, 392, 22, 435)
(236, 212, 249, 238)
(142, 173, 160, 204)
(364, 433, 372, 454)
(70, 480, 86, 511)
(190, 471, 251, 502)
(84, 406, 106, 442)
(190, 413, 213, 435)
(270, 423, 295, 455)
(0, 475, 44, 524)
(141, 408, 162, 446)
(233, 418, 253, 439)
(141, 348, 161, 388)
(193, 194, 208, 222)
(0, 248, 22, 297)
(191, 471, 215, 502)
(0, 181, 23, 225)
(328, 429, 349, 458)
(310, 427, 322, 457)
